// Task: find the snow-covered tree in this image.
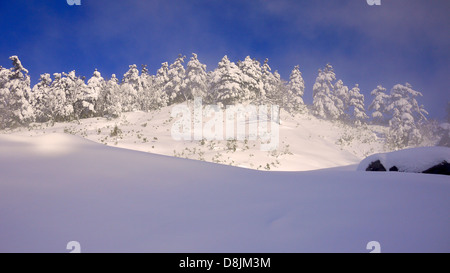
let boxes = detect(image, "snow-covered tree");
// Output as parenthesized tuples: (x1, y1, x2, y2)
(0, 56, 34, 128)
(65, 71, 83, 110)
(237, 56, 264, 103)
(48, 71, 81, 121)
(389, 83, 428, 122)
(437, 121, 450, 147)
(387, 107, 421, 149)
(64, 71, 88, 120)
(184, 53, 208, 101)
(48, 73, 67, 121)
(386, 83, 428, 149)
(165, 55, 186, 105)
(153, 62, 170, 108)
(312, 64, 340, 119)
(261, 59, 280, 104)
(369, 85, 389, 124)
(348, 84, 368, 126)
(0, 65, 11, 127)
(286, 65, 305, 112)
(101, 74, 122, 118)
(333, 79, 349, 120)
(77, 69, 105, 118)
(31, 73, 52, 122)
(0, 66, 7, 86)
(121, 64, 141, 112)
(139, 64, 154, 111)
(209, 55, 243, 105)
(273, 70, 287, 106)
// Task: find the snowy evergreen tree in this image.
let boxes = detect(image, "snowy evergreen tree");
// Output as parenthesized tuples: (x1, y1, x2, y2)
(165, 55, 186, 105)
(237, 56, 263, 103)
(48, 73, 75, 121)
(101, 74, 122, 118)
(312, 64, 340, 119)
(210, 55, 243, 105)
(333, 79, 349, 120)
(261, 59, 288, 122)
(348, 84, 368, 126)
(286, 65, 305, 112)
(204, 70, 215, 104)
(273, 70, 288, 108)
(261, 59, 280, 104)
(369, 85, 389, 124)
(64, 71, 88, 120)
(386, 83, 428, 149)
(139, 64, 154, 111)
(0, 65, 11, 127)
(31, 73, 52, 122)
(389, 83, 428, 122)
(47, 73, 65, 121)
(0, 56, 34, 128)
(65, 71, 82, 110)
(387, 107, 421, 149)
(77, 69, 105, 118)
(121, 64, 141, 112)
(0, 66, 7, 86)
(184, 53, 208, 101)
(153, 62, 170, 108)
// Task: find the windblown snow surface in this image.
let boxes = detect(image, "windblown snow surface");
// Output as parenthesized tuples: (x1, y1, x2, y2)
(0, 133, 449, 252)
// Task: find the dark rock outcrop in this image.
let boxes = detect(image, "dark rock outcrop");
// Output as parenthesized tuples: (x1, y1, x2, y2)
(389, 166, 398, 172)
(365, 160, 386, 171)
(422, 161, 450, 176)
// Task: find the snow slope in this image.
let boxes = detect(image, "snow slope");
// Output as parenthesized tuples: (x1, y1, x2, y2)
(0, 133, 449, 252)
(0, 105, 387, 171)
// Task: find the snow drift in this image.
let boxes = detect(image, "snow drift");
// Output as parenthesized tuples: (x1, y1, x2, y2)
(0, 134, 449, 252)
(357, 146, 450, 174)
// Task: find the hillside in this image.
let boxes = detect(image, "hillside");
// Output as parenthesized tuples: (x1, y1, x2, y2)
(0, 105, 391, 171)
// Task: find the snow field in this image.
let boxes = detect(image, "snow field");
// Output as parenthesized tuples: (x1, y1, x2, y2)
(0, 133, 448, 252)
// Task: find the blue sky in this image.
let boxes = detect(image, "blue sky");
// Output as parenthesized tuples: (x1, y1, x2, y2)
(0, 0, 449, 119)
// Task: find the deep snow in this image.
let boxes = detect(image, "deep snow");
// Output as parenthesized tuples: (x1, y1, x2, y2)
(0, 133, 448, 252)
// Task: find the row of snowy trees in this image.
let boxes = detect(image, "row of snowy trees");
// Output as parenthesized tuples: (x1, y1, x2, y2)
(312, 64, 368, 125)
(0, 54, 305, 127)
(310, 63, 430, 148)
(369, 83, 428, 148)
(0, 54, 434, 149)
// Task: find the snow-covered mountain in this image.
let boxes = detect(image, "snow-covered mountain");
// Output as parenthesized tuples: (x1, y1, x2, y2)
(0, 133, 448, 252)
